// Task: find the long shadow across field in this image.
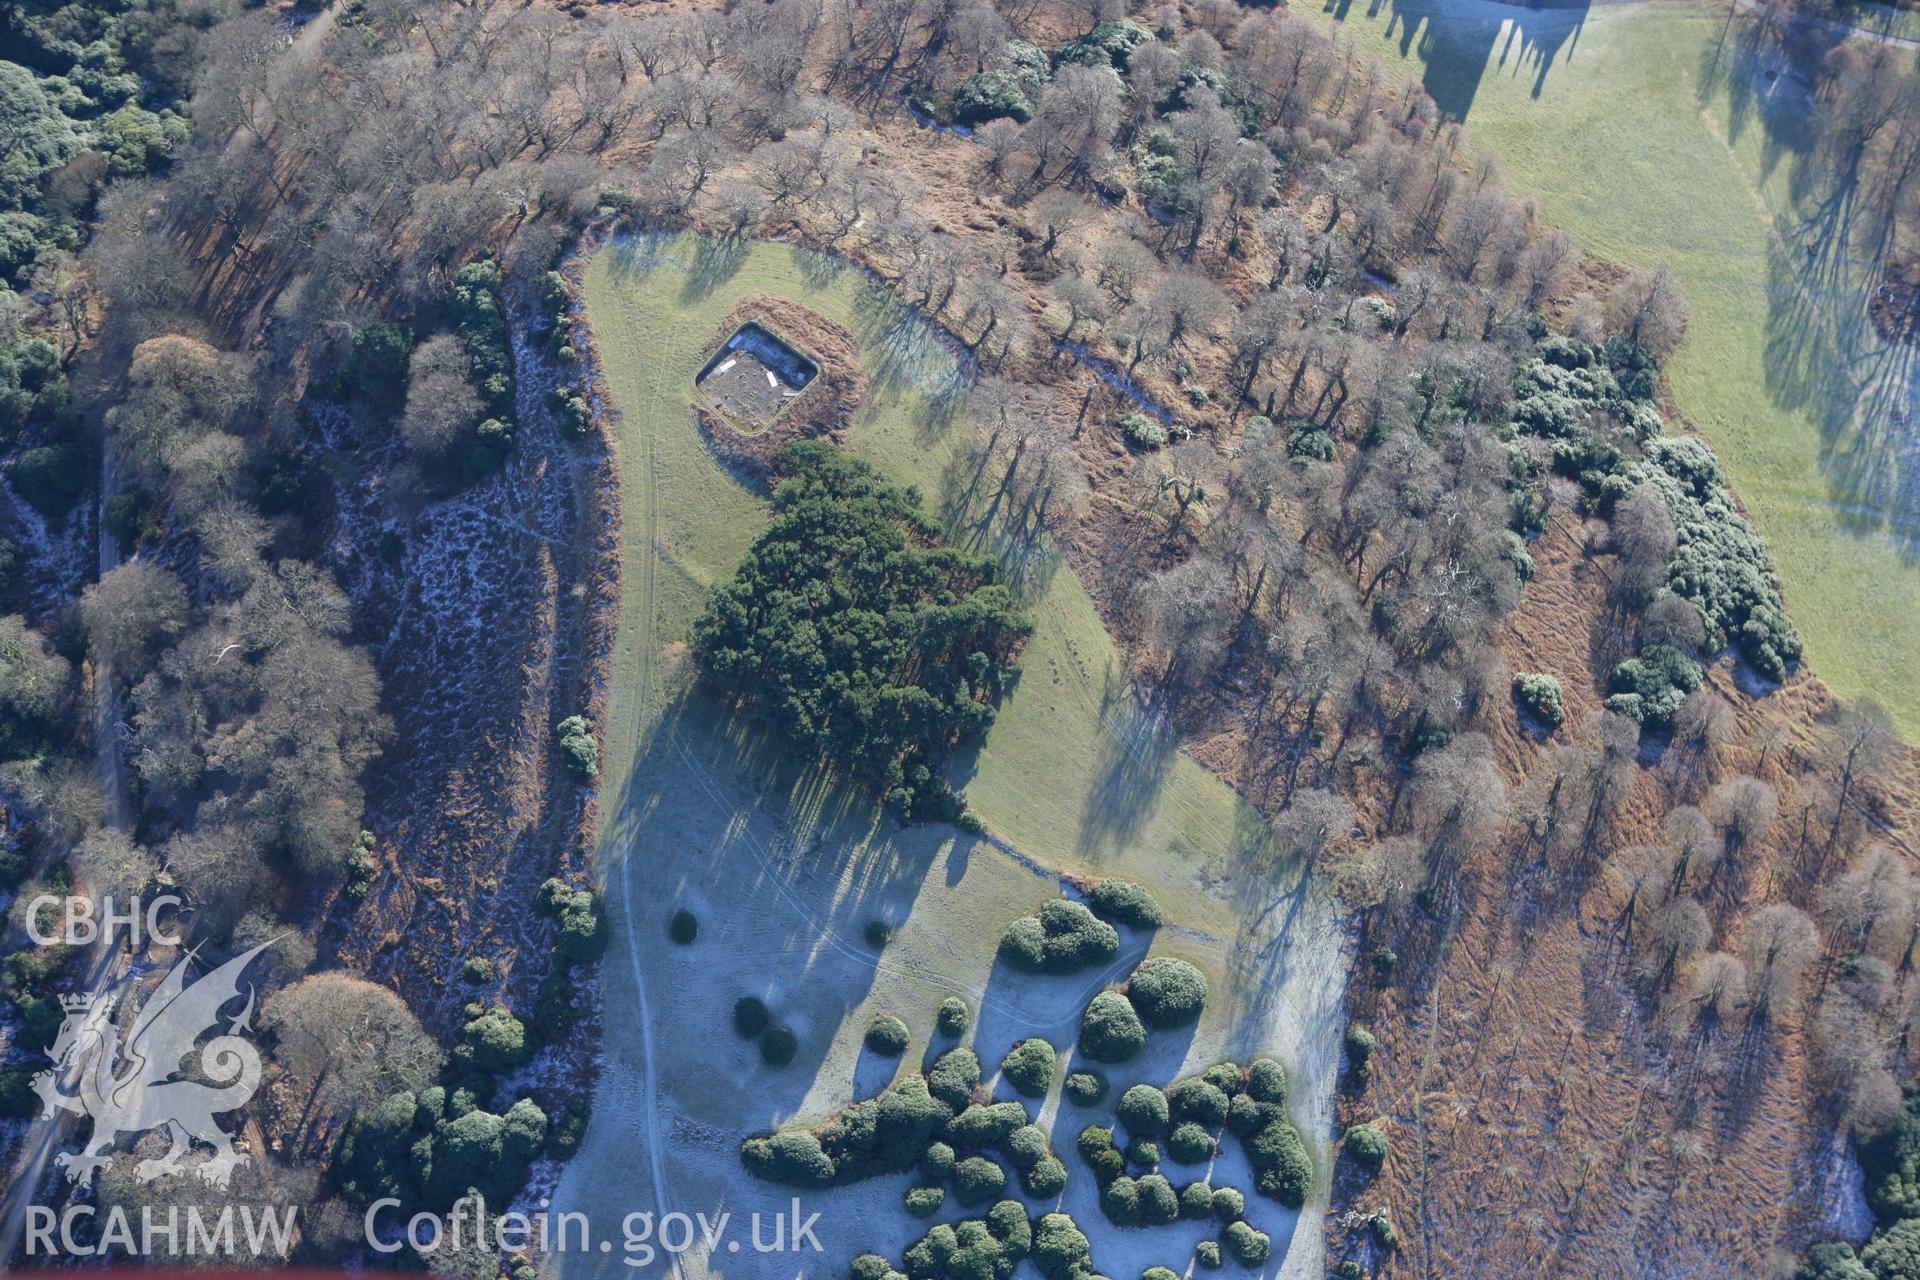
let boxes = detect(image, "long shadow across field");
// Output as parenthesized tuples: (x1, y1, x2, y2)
(1323, 0, 1589, 120)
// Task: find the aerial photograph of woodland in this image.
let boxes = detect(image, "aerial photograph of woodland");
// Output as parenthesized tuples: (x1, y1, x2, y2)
(0, 0, 1916, 1277)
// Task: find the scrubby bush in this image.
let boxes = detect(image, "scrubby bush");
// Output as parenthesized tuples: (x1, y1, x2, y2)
(921, 1140, 956, 1181)
(904, 1185, 945, 1217)
(1053, 19, 1156, 70)
(536, 878, 607, 962)
(1605, 643, 1702, 733)
(1086, 879, 1161, 929)
(1344, 1123, 1388, 1171)
(733, 996, 771, 1038)
(349, 321, 413, 396)
(743, 1076, 954, 1189)
(1065, 1070, 1109, 1107)
(1032, 1213, 1092, 1280)
(1224, 1220, 1271, 1265)
(1127, 1138, 1159, 1169)
(1120, 411, 1167, 450)
(866, 1013, 910, 1057)
(1246, 1057, 1288, 1105)
(667, 908, 698, 944)
(461, 956, 493, 983)
(1288, 426, 1336, 461)
(1202, 1062, 1244, 1096)
(1334, 1262, 1365, 1280)
(952, 70, 1034, 125)
(1168, 1076, 1231, 1126)
(1179, 1180, 1214, 1219)
(1512, 673, 1565, 730)
(1143, 1268, 1179, 1280)
(1166, 1122, 1217, 1164)
(1136, 1173, 1179, 1226)
(1196, 1240, 1222, 1269)
(1118, 1084, 1171, 1137)
(1794, 1242, 1871, 1280)
(1344, 1024, 1377, 1078)
(455, 1006, 531, 1073)
(928, 1048, 983, 1109)
(952, 1155, 1007, 1206)
(1008, 1124, 1050, 1169)
(937, 997, 971, 1036)
(740, 1128, 835, 1187)
(949, 1101, 1029, 1150)
(1077, 1125, 1125, 1182)
(1243, 1110, 1313, 1208)
(759, 1025, 798, 1068)
(1024, 1156, 1068, 1197)
(1080, 992, 1147, 1062)
(554, 715, 599, 780)
(851, 1253, 901, 1280)
(1211, 1185, 1245, 1222)
(1101, 1175, 1141, 1225)
(1001, 1038, 1056, 1097)
(1126, 957, 1207, 1028)
(1370, 1214, 1399, 1249)
(999, 899, 1120, 974)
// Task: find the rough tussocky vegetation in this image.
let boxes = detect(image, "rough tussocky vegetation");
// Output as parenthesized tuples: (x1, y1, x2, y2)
(0, 0, 1911, 1277)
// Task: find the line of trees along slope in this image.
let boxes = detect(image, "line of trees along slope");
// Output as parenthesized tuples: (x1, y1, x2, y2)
(691, 442, 1031, 823)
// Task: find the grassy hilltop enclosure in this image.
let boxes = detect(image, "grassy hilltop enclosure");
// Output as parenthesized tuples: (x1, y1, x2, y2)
(545, 232, 1344, 1278)
(1304, 0, 1920, 736)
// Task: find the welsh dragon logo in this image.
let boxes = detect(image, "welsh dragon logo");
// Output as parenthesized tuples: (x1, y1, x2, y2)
(30, 941, 272, 1190)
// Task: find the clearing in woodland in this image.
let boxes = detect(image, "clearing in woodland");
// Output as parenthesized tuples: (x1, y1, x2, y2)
(1308, 0, 1920, 738)
(545, 232, 1345, 1278)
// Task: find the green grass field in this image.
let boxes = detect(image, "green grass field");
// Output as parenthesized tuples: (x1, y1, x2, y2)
(549, 233, 1346, 1278)
(1308, 0, 1920, 738)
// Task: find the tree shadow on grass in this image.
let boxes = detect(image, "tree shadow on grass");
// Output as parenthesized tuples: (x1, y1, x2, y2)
(678, 232, 749, 302)
(1321, 0, 1588, 122)
(1075, 667, 1179, 860)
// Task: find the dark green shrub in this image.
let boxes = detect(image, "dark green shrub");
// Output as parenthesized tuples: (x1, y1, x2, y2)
(1606, 644, 1702, 733)
(759, 1025, 798, 1067)
(1370, 1214, 1399, 1249)
(1117, 1084, 1170, 1136)
(461, 956, 493, 983)
(1101, 1175, 1141, 1225)
(904, 1185, 945, 1217)
(866, 1013, 910, 1057)
(1166, 1121, 1216, 1164)
(952, 1155, 1007, 1206)
(952, 70, 1034, 125)
(1079, 991, 1146, 1062)
(949, 1101, 1028, 1150)
(1126, 956, 1207, 1027)
(533, 880, 607, 962)
(741, 1129, 835, 1186)
(1077, 1124, 1125, 1182)
(928, 1048, 983, 1109)
(921, 1140, 955, 1181)
(1127, 1138, 1159, 1169)
(999, 899, 1120, 974)
(455, 1007, 531, 1073)
(1136, 1173, 1179, 1225)
(14, 444, 85, 517)
(1007, 1123, 1049, 1169)
(1024, 1156, 1068, 1197)
(1344, 1024, 1376, 1077)
(1168, 1076, 1230, 1126)
(1244, 1113, 1312, 1208)
(734, 996, 771, 1038)
(1032, 1213, 1091, 1280)
(554, 715, 599, 780)
(1344, 1123, 1387, 1170)
(1053, 19, 1156, 71)
(1086, 879, 1161, 928)
(1793, 1242, 1870, 1280)
(349, 321, 413, 396)
(1064, 1070, 1109, 1106)
(864, 919, 893, 949)
(1287, 426, 1336, 461)
(1201, 1062, 1244, 1096)
(850, 1253, 899, 1280)
(1246, 1057, 1288, 1105)
(1210, 1185, 1244, 1222)
(1512, 673, 1565, 730)
(1179, 1180, 1214, 1220)
(1196, 1240, 1222, 1269)
(1224, 1221, 1271, 1265)
(937, 997, 971, 1036)
(1143, 1268, 1179, 1280)
(668, 909, 698, 944)
(1001, 1038, 1056, 1097)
